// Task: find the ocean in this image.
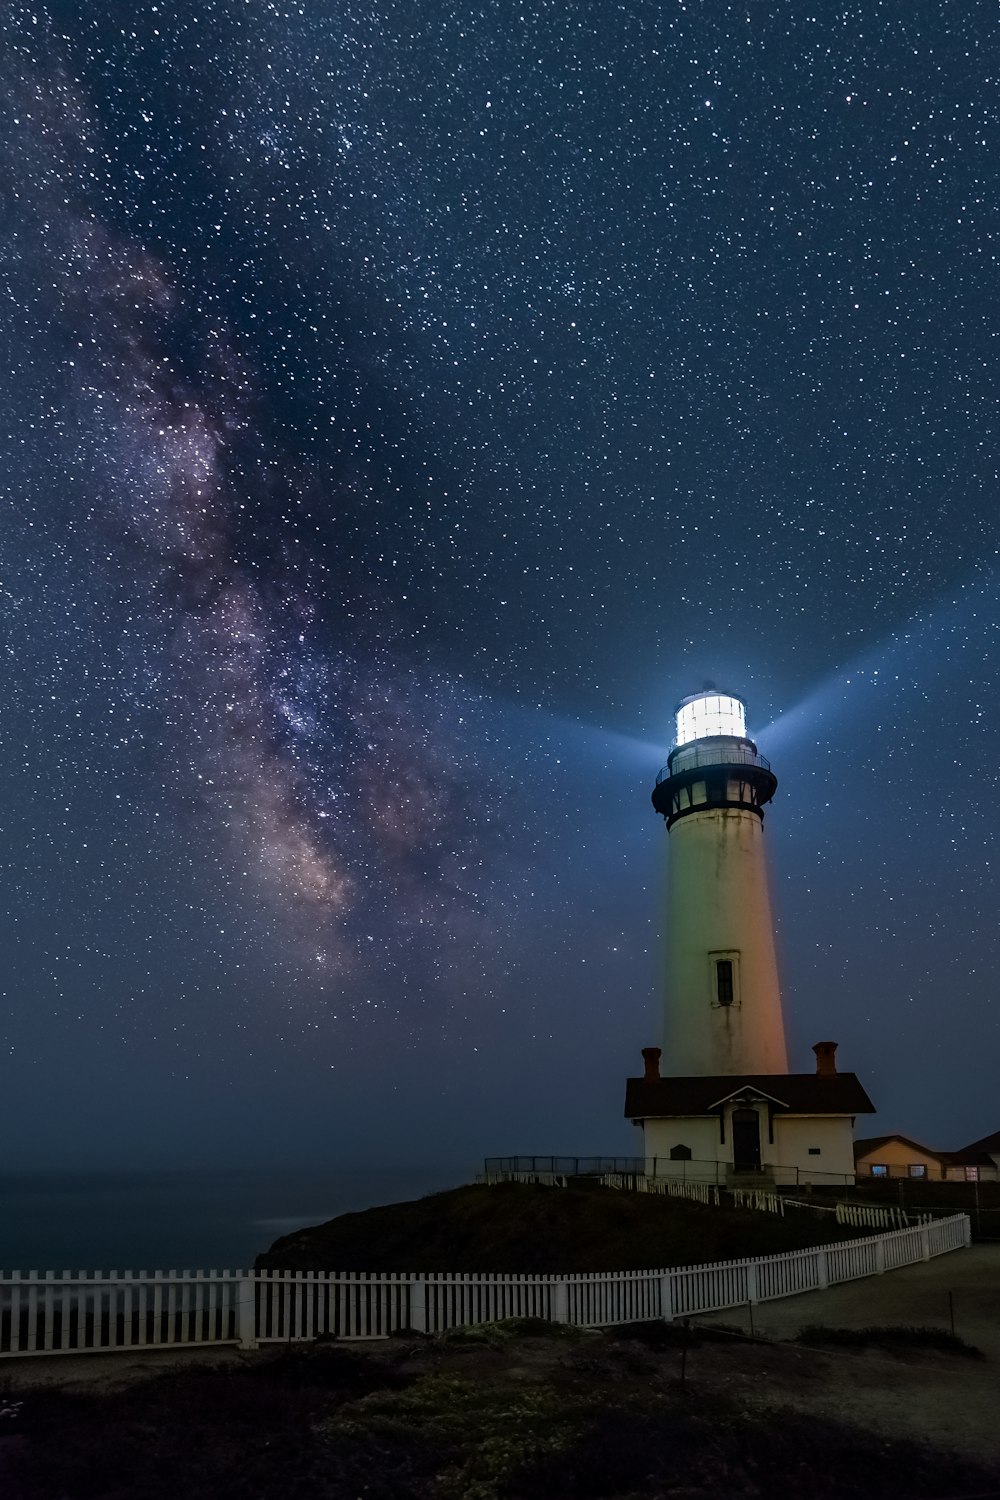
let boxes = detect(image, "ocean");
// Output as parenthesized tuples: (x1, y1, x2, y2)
(0, 1166, 467, 1272)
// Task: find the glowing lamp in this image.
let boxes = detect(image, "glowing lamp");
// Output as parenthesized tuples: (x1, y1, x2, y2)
(675, 692, 747, 747)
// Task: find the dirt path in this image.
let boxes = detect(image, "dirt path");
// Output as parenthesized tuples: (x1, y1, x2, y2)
(695, 1242, 1000, 1462)
(698, 1242, 1000, 1355)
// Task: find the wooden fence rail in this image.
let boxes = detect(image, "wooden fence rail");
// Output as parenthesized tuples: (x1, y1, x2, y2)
(0, 1214, 970, 1359)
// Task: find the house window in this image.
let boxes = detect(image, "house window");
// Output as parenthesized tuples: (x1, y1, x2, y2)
(716, 959, 734, 1006)
(669, 1144, 692, 1161)
(908, 1164, 927, 1179)
(965, 1166, 979, 1182)
(808, 1148, 821, 1156)
(870, 1164, 888, 1178)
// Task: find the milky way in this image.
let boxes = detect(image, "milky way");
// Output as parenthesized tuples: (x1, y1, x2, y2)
(2, 1, 1000, 1167)
(0, 42, 534, 1018)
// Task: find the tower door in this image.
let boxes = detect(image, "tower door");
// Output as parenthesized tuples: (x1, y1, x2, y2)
(731, 1108, 762, 1172)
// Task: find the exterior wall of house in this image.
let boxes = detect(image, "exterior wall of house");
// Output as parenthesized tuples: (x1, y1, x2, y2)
(944, 1163, 1000, 1182)
(642, 1109, 856, 1183)
(855, 1139, 946, 1181)
(770, 1115, 855, 1184)
(642, 1116, 727, 1179)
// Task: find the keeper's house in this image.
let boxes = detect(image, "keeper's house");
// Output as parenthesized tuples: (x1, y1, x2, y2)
(626, 1041, 874, 1186)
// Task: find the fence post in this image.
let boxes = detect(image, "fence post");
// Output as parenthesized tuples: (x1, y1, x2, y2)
(552, 1280, 570, 1324)
(236, 1274, 257, 1349)
(874, 1239, 886, 1275)
(746, 1262, 759, 1304)
(409, 1278, 427, 1333)
(816, 1248, 829, 1291)
(921, 1227, 931, 1262)
(659, 1273, 674, 1322)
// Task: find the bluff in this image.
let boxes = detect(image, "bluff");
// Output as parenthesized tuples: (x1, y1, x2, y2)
(255, 1180, 858, 1273)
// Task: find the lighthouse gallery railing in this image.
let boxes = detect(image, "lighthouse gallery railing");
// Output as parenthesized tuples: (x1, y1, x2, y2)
(0, 1213, 970, 1357)
(655, 743, 771, 784)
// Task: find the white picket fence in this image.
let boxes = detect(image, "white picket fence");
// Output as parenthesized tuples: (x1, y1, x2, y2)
(731, 1189, 785, 1215)
(601, 1174, 721, 1206)
(835, 1201, 925, 1232)
(0, 1214, 970, 1360)
(731, 1194, 929, 1230)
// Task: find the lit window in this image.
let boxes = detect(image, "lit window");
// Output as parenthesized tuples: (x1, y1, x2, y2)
(908, 1164, 927, 1179)
(965, 1166, 979, 1182)
(716, 959, 734, 1006)
(870, 1164, 888, 1178)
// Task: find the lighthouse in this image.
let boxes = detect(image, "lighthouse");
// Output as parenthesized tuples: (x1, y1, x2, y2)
(651, 690, 788, 1076)
(625, 688, 875, 1184)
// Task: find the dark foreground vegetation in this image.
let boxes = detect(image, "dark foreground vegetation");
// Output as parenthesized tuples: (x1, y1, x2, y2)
(2, 1318, 996, 1500)
(795, 1323, 985, 1358)
(257, 1180, 868, 1272)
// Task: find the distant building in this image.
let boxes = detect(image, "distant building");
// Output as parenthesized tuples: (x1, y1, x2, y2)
(853, 1135, 948, 1181)
(954, 1130, 1000, 1180)
(625, 690, 875, 1186)
(855, 1133, 1000, 1183)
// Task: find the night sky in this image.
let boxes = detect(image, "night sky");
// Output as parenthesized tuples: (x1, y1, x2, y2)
(2, 1, 998, 1175)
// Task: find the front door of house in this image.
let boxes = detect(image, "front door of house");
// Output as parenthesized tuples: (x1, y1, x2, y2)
(732, 1108, 762, 1172)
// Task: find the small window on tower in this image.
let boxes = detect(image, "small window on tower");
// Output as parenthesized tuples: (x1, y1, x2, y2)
(716, 959, 734, 1006)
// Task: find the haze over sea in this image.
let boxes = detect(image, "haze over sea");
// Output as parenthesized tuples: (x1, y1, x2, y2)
(0, 1167, 465, 1271)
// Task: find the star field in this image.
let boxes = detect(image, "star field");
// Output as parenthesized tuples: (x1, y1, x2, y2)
(1, 0, 998, 1168)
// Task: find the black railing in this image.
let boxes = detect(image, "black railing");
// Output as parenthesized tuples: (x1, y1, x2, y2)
(483, 1156, 863, 1187)
(484, 1156, 646, 1177)
(656, 743, 771, 785)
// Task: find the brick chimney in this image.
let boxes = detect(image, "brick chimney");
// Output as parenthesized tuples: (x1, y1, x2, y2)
(813, 1041, 838, 1077)
(641, 1046, 661, 1081)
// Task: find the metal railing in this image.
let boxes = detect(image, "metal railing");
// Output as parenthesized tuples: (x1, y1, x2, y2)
(484, 1156, 647, 1177)
(483, 1156, 857, 1186)
(656, 743, 771, 785)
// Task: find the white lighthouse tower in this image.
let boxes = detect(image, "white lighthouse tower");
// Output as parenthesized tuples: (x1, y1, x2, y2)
(651, 689, 788, 1076)
(626, 687, 875, 1184)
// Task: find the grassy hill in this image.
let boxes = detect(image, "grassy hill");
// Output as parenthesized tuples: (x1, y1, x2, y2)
(255, 1180, 864, 1273)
